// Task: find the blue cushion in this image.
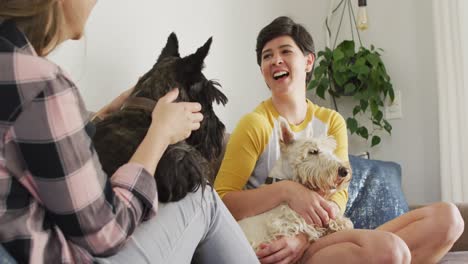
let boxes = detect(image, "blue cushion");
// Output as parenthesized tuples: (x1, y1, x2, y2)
(344, 155, 409, 229)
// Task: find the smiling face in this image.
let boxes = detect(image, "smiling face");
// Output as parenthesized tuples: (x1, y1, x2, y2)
(260, 35, 314, 97)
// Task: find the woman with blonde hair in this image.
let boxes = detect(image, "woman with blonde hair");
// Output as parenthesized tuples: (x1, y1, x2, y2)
(0, 1, 258, 263)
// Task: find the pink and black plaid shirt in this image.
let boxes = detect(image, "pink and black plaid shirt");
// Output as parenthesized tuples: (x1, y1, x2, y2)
(0, 20, 158, 263)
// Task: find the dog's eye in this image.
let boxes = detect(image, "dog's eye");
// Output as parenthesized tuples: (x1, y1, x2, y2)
(308, 149, 319, 155)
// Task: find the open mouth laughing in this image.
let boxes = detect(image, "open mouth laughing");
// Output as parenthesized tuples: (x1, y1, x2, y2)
(273, 71, 289, 80)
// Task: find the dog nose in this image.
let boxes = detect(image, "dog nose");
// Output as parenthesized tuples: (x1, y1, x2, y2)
(338, 167, 349, 178)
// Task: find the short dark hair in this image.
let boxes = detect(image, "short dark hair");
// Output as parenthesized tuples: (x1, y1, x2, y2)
(256, 16, 315, 83)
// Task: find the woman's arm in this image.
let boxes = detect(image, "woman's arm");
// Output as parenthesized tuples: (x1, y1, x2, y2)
(328, 111, 350, 214)
(14, 70, 201, 256)
(215, 113, 336, 225)
(222, 181, 292, 221)
(215, 113, 290, 220)
(219, 122, 350, 227)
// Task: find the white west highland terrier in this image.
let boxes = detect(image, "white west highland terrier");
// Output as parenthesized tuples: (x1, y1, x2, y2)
(238, 116, 353, 250)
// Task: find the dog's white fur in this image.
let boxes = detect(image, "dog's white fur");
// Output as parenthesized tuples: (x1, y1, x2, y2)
(238, 116, 353, 250)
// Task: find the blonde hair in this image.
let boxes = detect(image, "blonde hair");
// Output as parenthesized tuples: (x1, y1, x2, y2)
(0, 0, 64, 56)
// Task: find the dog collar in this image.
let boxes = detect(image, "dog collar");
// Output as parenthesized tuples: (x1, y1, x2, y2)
(265, 177, 284, 184)
(121, 97, 156, 113)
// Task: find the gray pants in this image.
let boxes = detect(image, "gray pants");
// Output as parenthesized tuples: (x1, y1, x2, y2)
(96, 186, 259, 264)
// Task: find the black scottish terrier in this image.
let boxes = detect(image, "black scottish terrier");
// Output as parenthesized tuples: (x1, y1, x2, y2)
(92, 33, 227, 202)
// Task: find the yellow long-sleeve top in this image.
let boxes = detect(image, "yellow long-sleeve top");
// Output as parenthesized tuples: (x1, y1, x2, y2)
(215, 98, 350, 213)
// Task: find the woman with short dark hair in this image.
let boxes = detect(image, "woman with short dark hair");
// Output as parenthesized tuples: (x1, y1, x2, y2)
(215, 16, 463, 264)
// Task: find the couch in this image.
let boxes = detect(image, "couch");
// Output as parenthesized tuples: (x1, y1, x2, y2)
(1, 148, 467, 263)
(345, 154, 468, 263)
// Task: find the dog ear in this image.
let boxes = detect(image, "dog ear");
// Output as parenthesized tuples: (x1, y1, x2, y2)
(193, 37, 212, 64)
(179, 37, 212, 74)
(157, 32, 180, 63)
(278, 116, 294, 145)
(209, 80, 228, 106)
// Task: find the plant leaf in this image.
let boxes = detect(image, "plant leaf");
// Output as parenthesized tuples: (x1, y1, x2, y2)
(353, 105, 361, 116)
(367, 53, 381, 68)
(344, 83, 356, 94)
(375, 110, 383, 122)
(307, 79, 319, 90)
(371, 136, 381, 147)
(346, 117, 358, 134)
(333, 49, 345, 61)
(319, 59, 329, 67)
(355, 57, 366, 66)
(370, 100, 379, 116)
(314, 65, 326, 78)
(350, 64, 362, 74)
(358, 65, 370, 75)
(384, 120, 393, 134)
(339, 40, 355, 57)
(334, 72, 348, 87)
(357, 126, 369, 139)
(389, 88, 395, 102)
(360, 100, 369, 112)
(324, 48, 333, 60)
(316, 81, 327, 99)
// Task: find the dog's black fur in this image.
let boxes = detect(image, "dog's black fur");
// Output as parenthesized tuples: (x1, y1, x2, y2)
(92, 33, 227, 202)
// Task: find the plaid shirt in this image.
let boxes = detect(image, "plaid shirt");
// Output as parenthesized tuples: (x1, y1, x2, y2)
(0, 20, 158, 263)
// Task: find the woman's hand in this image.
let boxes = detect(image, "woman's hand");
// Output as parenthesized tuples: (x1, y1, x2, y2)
(256, 234, 309, 264)
(129, 88, 203, 175)
(149, 88, 203, 145)
(284, 181, 336, 227)
(327, 200, 341, 218)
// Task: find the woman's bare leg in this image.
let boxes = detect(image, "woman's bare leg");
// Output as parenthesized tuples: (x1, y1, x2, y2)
(377, 202, 464, 264)
(301, 229, 411, 264)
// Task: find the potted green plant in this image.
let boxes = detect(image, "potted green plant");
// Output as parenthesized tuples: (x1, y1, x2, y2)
(308, 0, 395, 147)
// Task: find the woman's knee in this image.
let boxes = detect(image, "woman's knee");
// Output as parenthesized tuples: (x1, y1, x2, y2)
(363, 231, 411, 264)
(306, 230, 411, 264)
(426, 202, 464, 244)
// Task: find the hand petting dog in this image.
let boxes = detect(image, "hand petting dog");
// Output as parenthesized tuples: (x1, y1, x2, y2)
(92, 33, 227, 202)
(150, 88, 203, 145)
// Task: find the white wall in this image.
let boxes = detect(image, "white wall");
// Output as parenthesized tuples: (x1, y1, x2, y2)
(50, 0, 318, 130)
(302, 0, 439, 205)
(49, 0, 440, 204)
(306, 0, 440, 205)
(347, 0, 440, 205)
(463, 1, 468, 83)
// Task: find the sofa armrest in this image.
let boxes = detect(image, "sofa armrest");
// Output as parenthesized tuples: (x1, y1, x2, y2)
(410, 203, 468, 252)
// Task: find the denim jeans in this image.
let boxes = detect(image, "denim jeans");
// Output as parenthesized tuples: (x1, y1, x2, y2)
(95, 186, 258, 264)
